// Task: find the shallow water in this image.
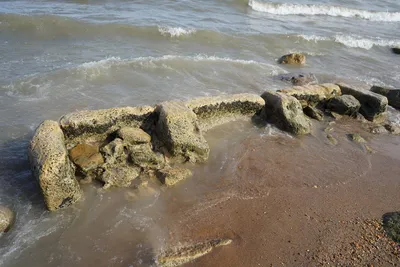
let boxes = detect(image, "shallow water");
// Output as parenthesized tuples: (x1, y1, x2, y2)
(0, 0, 400, 266)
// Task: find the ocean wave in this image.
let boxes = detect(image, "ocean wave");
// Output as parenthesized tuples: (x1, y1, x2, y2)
(297, 34, 400, 50)
(248, 0, 400, 22)
(158, 26, 196, 37)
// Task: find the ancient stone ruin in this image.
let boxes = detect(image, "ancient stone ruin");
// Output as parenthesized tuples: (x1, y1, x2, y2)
(29, 83, 397, 211)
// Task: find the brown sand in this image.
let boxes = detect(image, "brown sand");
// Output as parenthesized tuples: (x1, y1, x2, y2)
(160, 118, 400, 266)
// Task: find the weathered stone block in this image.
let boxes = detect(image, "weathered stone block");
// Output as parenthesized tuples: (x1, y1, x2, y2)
(59, 106, 154, 145)
(277, 53, 306, 65)
(117, 127, 151, 144)
(327, 95, 361, 116)
(185, 94, 264, 131)
(278, 83, 341, 108)
(337, 83, 388, 121)
(371, 86, 400, 109)
(157, 167, 192, 186)
(155, 101, 210, 163)
(261, 91, 311, 135)
(29, 120, 82, 211)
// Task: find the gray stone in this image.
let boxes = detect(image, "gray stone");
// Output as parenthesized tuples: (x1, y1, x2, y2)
(277, 53, 306, 65)
(274, 73, 317, 86)
(336, 83, 388, 121)
(117, 127, 151, 144)
(278, 83, 341, 108)
(0, 206, 14, 232)
(261, 91, 311, 135)
(29, 120, 82, 211)
(155, 101, 210, 163)
(157, 167, 192, 186)
(327, 95, 361, 116)
(185, 94, 264, 131)
(371, 86, 400, 109)
(59, 106, 154, 146)
(303, 106, 324, 121)
(129, 144, 165, 169)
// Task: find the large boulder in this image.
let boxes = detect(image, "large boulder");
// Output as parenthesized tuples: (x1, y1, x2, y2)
(274, 73, 317, 86)
(327, 95, 361, 116)
(277, 53, 306, 65)
(261, 91, 311, 135)
(155, 101, 210, 163)
(0, 206, 14, 232)
(117, 127, 151, 144)
(336, 83, 388, 121)
(59, 106, 155, 146)
(185, 94, 264, 131)
(371, 86, 400, 109)
(29, 120, 82, 211)
(278, 83, 341, 108)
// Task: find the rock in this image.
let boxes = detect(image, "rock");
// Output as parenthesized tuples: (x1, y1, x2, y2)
(277, 53, 306, 65)
(303, 106, 324, 121)
(327, 95, 361, 116)
(185, 94, 264, 131)
(157, 238, 232, 267)
(0, 206, 14, 232)
(392, 47, 400, 55)
(155, 101, 210, 163)
(330, 112, 343, 120)
(100, 165, 140, 189)
(326, 134, 338, 145)
(371, 86, 400, 109)
(59, 106, 155, 146)
(336, 83, 388, 121)
(69, 144, 104, 173)
(99, 138, 140, 188)
(382, 211, 400, 243)
(384, 123, 400, 135)
(368, 125, 388, 134)
(157, 167, 192, 186)
(278, 83, 341, 108)
(274, 73, 317, 86)
(261, 91, 311, 135)
(117, 127, 151, 144)
(129, 144, 165, 169)
(349, 133, 366, 143)
(29, 120, 82, 211)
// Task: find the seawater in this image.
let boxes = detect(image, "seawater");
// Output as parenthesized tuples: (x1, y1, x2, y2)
(0, 0, 399, 266)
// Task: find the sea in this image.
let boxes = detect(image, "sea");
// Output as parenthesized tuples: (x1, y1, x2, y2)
(0, 0, 399, 266)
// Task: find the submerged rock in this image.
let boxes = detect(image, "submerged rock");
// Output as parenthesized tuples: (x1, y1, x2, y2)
(385, 123, 400, 135)
(327, 95, 361, 116)
(59, 106, 154, 146)
(100, 165, 140, 189)
(157, 238, 232, 267)
(117, 127, 151, 144)
(261, 90, 311, 135)
(349, 133, 366, 143)
(303, 105, 324, 121)
(0, 206, 14, 233)
(274, 72, 317, 86)
(129, 144, 165, 169)
(326, 134, 338, 145)
(392, 47, 400, 55)
(277, 53, 306, 65)
(185, 94, 264, 131)
(336, 83, 388, 121)
(29, 120, 82, 211)
(278, 83, 341, 108)
(157, 167, 192, 186)
(155, 101, 210, 163)
(370, 86, 400, 109)
(69, 144, 104, 173)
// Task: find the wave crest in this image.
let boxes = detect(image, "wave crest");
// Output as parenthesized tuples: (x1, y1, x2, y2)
(248, 0, 400, 22)
(158, 26, 196, 37)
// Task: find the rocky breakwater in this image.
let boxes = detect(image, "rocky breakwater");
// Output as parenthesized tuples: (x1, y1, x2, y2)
(28, 94, 265, 211)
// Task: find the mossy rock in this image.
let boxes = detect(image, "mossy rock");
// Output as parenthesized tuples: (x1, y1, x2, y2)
(382, 212, 400, 243)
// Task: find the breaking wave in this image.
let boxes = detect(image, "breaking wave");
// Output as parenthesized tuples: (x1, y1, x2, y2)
(158, 26, 196, 37)
(248, 0, 400, 22)
(297, 34, 400, 50)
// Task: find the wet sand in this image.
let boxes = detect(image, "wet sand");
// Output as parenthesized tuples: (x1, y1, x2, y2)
(162, 118, 400, 266)
(7, 118, 400, 267)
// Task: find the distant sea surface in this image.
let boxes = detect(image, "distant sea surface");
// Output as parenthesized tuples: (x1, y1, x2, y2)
(0, 0, 399, 266)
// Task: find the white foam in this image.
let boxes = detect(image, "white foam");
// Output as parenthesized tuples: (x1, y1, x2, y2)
(158, 26, 196, 37)
(298, 34, 400, 50)
(248, 0, 400, 22)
